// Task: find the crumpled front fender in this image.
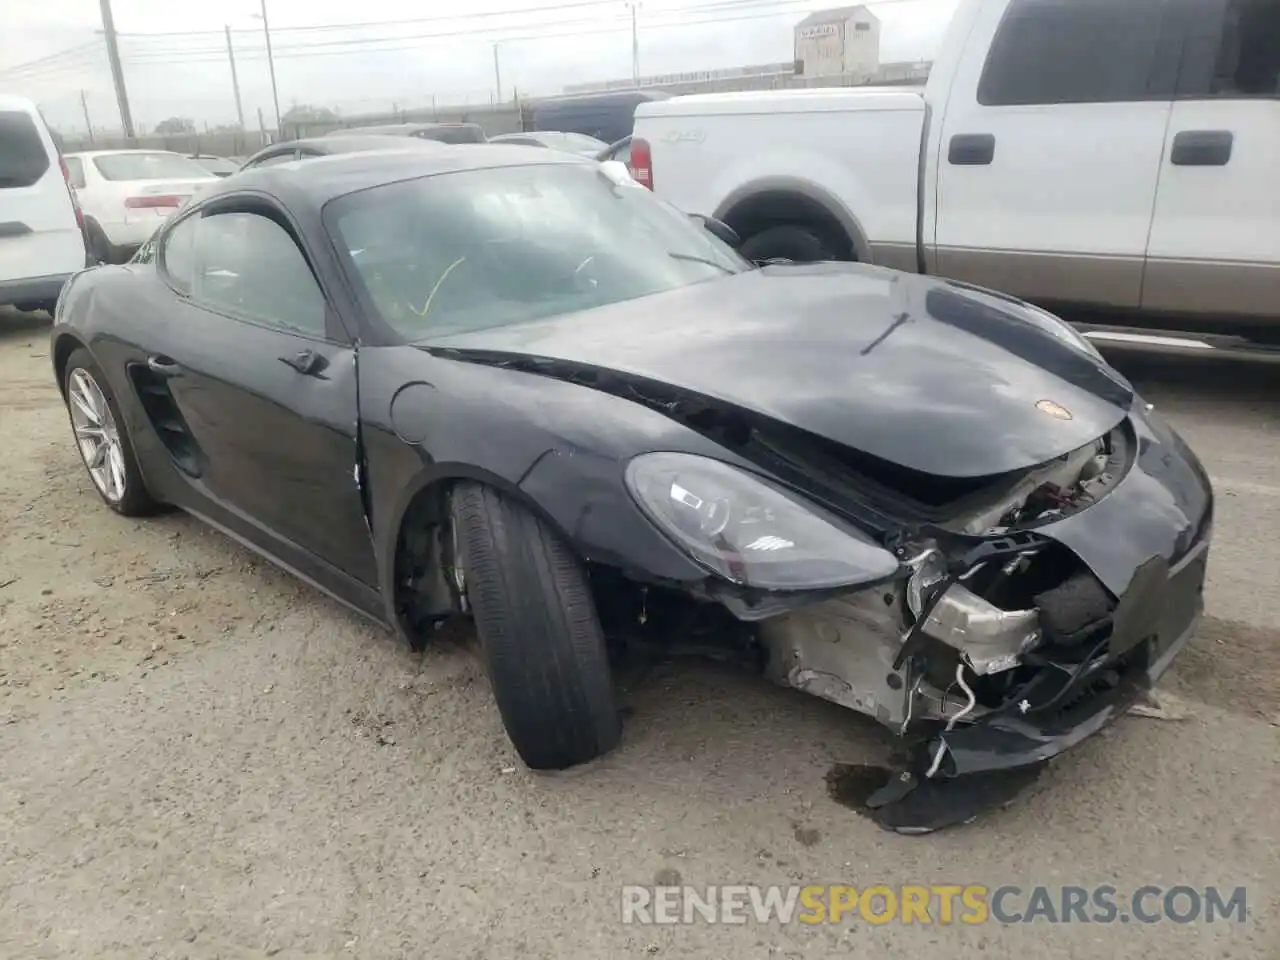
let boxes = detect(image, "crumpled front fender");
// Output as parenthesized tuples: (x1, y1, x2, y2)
(1037, 405, 1213, 596)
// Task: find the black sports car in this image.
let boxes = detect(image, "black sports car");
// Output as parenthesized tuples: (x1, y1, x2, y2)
(50, 146, 1213, 829)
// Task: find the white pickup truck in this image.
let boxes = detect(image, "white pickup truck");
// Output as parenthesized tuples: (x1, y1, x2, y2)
(632, 0, 1279, 341)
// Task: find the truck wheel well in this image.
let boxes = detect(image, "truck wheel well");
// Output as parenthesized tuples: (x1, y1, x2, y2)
(720, 191, 856, 260)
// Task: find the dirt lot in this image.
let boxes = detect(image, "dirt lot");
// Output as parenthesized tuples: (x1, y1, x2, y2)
(1, 309, 1277, 959)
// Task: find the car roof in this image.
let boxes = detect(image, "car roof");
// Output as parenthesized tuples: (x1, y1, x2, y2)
(306, 134, 445, 153)
(0, 93, 40, 112)
(64, 148, 190, 158)
(246, 135, 444, 159)
(330, 121, 480, 136)
(202, 143, 586, 206)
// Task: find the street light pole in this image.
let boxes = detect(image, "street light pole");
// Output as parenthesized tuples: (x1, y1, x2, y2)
(98, 0, 135, 138)
(493, 42, 502, 102)
(625, 1, 641, 86)
(225, 25, 246, 131)
(259, 0, 283, 139)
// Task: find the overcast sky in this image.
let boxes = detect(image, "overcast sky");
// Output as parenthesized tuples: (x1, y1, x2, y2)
(1, 0, 958, 133)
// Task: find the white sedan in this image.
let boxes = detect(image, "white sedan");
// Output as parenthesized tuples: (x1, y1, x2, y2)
(63, 150, 219, 264)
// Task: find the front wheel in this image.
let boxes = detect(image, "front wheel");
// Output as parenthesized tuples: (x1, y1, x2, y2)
(450, 482, 621, 770)
(63, 348, 157, 516)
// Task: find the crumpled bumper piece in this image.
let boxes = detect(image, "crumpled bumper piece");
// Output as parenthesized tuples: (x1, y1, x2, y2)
(920, 534, 1208, 780)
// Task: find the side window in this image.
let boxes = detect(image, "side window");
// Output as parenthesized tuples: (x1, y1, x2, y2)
(0, 110, 50, 188)
(160, 216, 200, 292)
(1181, 0, 1280, 97)
(64, 156, 86, 189)
(191, 212, 328, 337)
(977, 0, 1179, 106)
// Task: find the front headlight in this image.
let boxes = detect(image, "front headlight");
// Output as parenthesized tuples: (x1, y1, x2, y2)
(625, 452, 901, 591)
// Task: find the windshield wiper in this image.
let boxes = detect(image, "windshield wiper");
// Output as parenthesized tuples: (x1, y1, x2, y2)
(667, 252, 735, 274)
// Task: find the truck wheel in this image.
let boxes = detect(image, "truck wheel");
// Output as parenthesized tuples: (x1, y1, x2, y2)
(740, 224, 842, 264)
(84, 220, 112, 265)
(450, 482, 621, 770)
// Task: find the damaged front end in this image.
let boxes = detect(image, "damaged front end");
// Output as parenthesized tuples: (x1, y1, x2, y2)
(611, 408, 1210, 829)
(754, 411, 1211, 799)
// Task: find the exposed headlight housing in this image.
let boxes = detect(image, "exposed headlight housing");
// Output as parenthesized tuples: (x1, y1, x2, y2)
(625, 452, 901, 591)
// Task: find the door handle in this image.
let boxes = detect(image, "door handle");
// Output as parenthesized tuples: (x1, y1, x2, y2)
(146, 355, 182, 378)
(948, 133, 996, 166)
(279, 349, 329, 378)
(1170, 130, 1233, 166)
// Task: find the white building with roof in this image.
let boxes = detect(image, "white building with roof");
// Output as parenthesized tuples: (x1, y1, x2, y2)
(794, 6, 881, 78)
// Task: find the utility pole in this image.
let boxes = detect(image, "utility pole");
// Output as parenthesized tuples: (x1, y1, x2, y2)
(493, 43, 502, 102)
(257, 105, 267, 147)
(259, 0, 283, 138)
(225, 25, 246, 130)
(626, 1, 641, 86)
(98, 0, 134, 139)
(80, 90, 95, 144)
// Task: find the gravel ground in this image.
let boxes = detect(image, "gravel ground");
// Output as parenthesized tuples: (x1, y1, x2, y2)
(1, 309, 1277, 959)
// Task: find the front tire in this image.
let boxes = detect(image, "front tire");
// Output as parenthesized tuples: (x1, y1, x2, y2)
(451, 482, 621, 770)
(63, 348, 157, 517)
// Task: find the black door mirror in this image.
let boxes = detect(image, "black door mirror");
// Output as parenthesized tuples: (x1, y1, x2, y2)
(689, 213, 741, 249)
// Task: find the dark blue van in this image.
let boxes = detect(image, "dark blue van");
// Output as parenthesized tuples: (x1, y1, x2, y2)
(530, 91, 671, 145)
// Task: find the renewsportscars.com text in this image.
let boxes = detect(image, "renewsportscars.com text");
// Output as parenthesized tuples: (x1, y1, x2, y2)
(621, 884, 1249, 926)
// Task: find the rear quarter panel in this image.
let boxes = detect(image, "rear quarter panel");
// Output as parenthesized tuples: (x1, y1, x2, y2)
(635, 95, 926, 256)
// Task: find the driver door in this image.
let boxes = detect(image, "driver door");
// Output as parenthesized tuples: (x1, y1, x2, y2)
(148, 205, 378, 591)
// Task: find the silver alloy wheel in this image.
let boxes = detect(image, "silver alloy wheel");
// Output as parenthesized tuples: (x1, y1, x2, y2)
(68, 367, 127, 503)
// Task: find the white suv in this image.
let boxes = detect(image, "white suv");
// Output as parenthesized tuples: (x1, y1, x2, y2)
(0, 94, 87, 313)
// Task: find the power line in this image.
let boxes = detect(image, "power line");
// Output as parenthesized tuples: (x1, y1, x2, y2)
(0, 58, 107, 86)
(113, 0, 622, 38)
(0, 42, 106, 82)
(117, 0, 841, 64)
(115, 0, 921, 44)
(0, 40, 104, 76)
(119, 10, 631, 61)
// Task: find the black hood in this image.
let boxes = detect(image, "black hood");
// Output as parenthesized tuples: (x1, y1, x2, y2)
(427, 263, 1134, 479)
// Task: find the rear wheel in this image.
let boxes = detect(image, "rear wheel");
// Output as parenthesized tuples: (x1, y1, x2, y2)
(740, 223, 843, 264)
(450, 482, 621, 770)
(84, 220, 112, 265)
(63, 348, 157, 517)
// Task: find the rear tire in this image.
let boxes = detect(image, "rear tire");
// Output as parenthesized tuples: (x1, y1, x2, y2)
(63, 347, 157, 517)
(740, 223, 843, 264)
(84, 220, 112, 265)
(451, 482, 621, 770)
